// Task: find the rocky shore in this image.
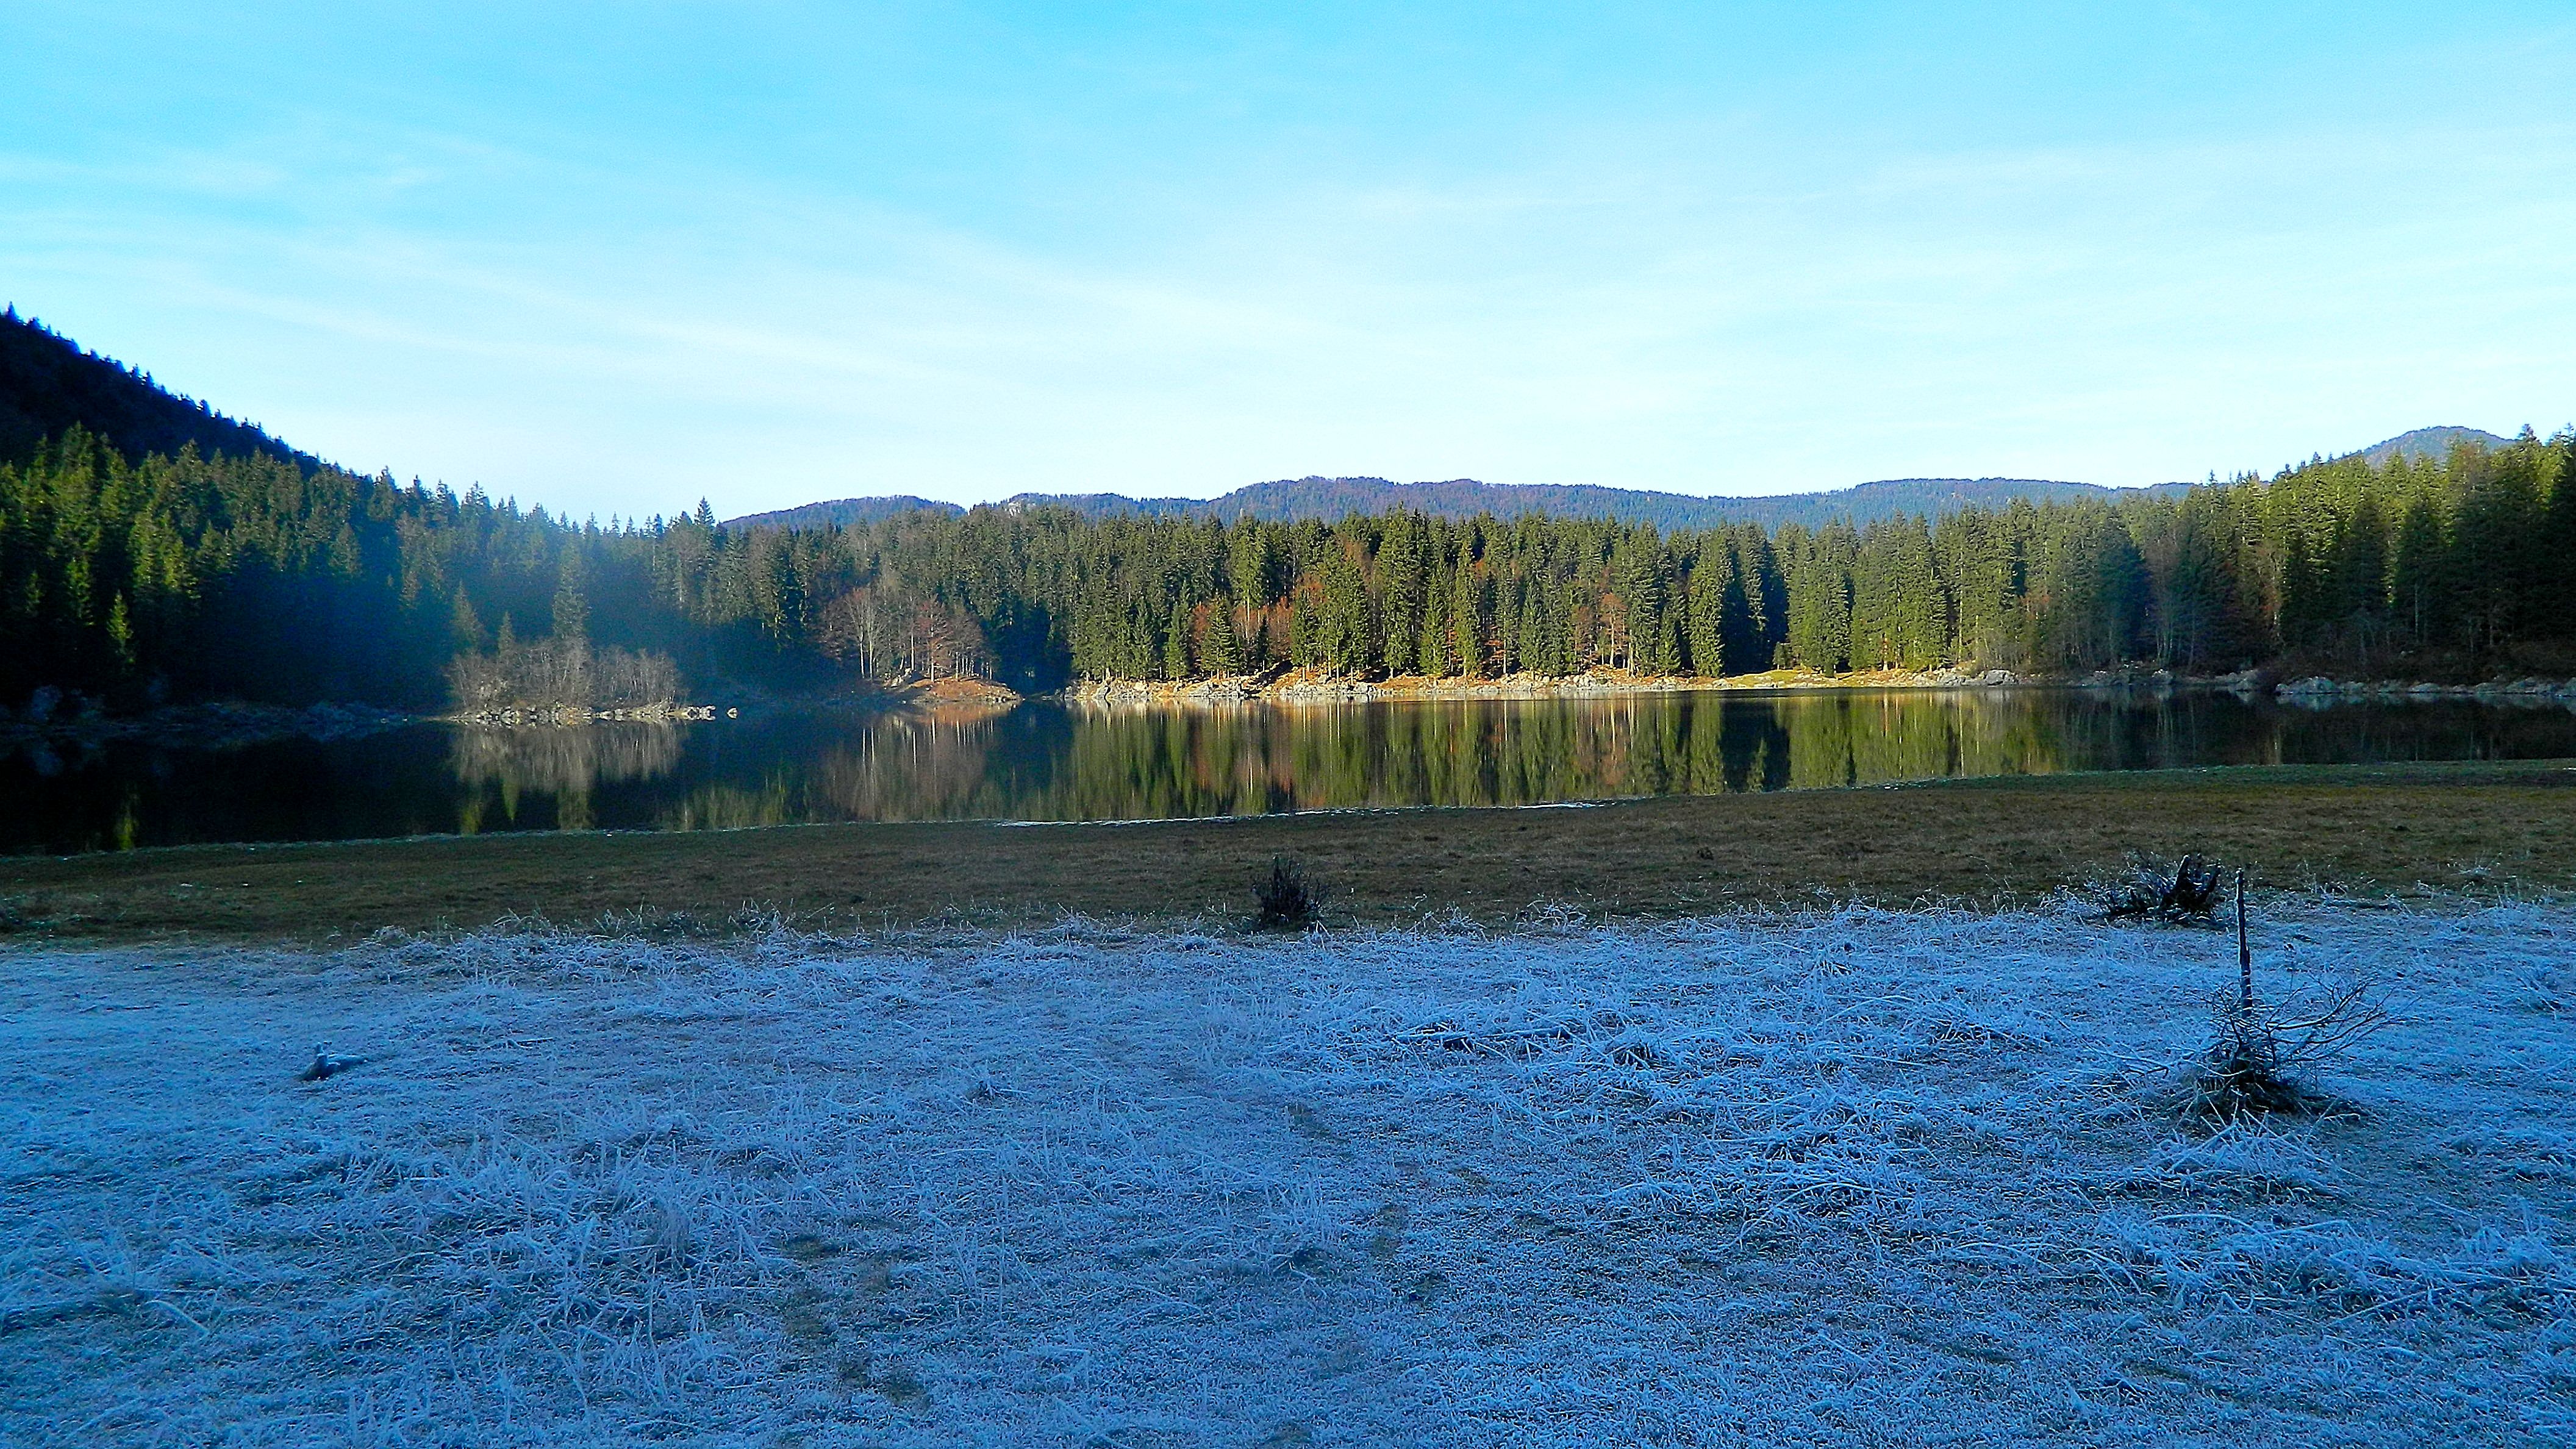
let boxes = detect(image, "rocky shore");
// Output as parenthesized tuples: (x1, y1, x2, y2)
(1062, 665, 2576, 707)
(1066, 664, 2041, 706)
(443, 703, 724, 728)
(0, 697, 420, 751)
(2267, 673, 2576, 705)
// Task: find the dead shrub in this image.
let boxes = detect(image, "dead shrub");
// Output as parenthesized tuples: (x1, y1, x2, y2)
(2182, 986, 2388, 1122)
(1252, 855, 1326, 931)
(2107, 854, 2224, 923)
(2175, 873, 2389, 1122)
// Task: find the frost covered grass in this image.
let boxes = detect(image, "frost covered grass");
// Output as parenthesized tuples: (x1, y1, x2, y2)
(4, 903, 2574, 1445)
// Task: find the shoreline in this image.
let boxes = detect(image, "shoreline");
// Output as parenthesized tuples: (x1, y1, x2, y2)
(1059, 665, 2576, 707)
(14, 664, 2576, 754)
(0, 699, 421, 753)
(4, 758, 2569, 942)
(1065, 664, 2138, 706)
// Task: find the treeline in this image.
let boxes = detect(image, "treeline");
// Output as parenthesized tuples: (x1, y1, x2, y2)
(4, 423, 2572, 714)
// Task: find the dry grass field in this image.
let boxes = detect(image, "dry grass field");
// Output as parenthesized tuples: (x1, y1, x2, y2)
(1, 760, 2571, 943)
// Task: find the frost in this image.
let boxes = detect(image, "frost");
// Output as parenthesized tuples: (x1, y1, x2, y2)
(4, 901, 2572, 1444)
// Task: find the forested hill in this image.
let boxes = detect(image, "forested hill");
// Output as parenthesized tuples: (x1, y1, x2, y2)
(0, 310, 312, 471)
(721, 430, 2522, 534)
(6, 317, 2572, 716)
(724, 495, 966, 531)
(2358, 427, 2514, 467)
(726, 474, 2175, 533)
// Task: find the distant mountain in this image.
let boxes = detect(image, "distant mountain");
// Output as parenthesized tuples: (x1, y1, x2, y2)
(728, 475, 2190, 534)
(725, 495, 965, 530)
(2352, 426, 2516, 467)
(730, 423, 2550, 535)
(0, 309, 313, 468)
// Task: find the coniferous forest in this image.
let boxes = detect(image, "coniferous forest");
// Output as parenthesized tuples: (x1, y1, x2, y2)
(4, 317, 2573, 714)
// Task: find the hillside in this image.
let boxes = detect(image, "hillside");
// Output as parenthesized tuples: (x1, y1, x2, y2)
(731, 430, 2550, 534)
(2354, 425, 2516, 467)
(0, 310, 312, 468)
(721, 495, 965, 530)
(8, 313, 2565, 710)
(728, 474, 2182, 532)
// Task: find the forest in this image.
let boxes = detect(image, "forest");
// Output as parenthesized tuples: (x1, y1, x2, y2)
(5, 411, 2572, 715)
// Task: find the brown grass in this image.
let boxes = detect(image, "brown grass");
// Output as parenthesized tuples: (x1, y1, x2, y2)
(2, 760, 2570, 944)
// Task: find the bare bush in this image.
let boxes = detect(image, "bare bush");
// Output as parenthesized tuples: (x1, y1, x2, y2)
(2177, 873, 2391, 1122)
(446, 637, 681, 714)
(2184, 984, 2392, 1122)
(816, 585, 993, 683)
(1252, 854, 1326, 931)
(2106, 853, 2224, 923)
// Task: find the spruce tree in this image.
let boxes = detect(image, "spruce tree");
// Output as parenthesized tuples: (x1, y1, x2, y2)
(2541, 432, 2576, 629)
(1203, 601, 1242, 674)
(2389, 496, 2448, 648)
(1451, 568, 1484, 678)
(1684, 542, 1731, 677)
(552, 552, 590, 641)
(1163, 595, 1193, 679)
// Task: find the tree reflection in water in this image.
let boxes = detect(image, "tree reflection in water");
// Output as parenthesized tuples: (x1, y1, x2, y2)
(421, 690, 2576, 836)
(641, 692, 2182, 826)
(15, 689, 2574, 853)
(449, 723, 687, 832)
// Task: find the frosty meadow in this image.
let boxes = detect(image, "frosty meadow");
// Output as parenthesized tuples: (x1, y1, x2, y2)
(5, 898, 2572, 1445)
(13, 6, 2576, 1442)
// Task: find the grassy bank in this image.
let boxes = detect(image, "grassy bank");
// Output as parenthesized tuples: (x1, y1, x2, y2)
(3, 759, 2569, 942)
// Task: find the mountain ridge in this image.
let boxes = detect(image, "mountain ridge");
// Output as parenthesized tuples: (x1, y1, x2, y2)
(0, 309, 2525, 534)
(2353, 426, 2515, 467)
(727, 474, 2187, 534)
(0, 309, 313, 469)
(725, 423, 2536, 534)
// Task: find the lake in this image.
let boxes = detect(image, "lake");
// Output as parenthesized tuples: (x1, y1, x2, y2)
(7, 688, 2574, 854)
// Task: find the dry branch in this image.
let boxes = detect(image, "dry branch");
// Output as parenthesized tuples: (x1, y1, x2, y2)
(2106, 854, 2224, 923)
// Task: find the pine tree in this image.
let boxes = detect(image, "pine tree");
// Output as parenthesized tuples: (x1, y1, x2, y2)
(1162, 595, 1192, 679)
(2389, 495, 2448, 646)
(1420, 560, 1453, 676)
(2541, 432, 2576, 631)
(1203, 601, 1242, 674)
(450, 589, 483, 651)
(552, 552, 590, 641)
(1783, 523, 1855, 673)
(2338, 492, 2390, 632)
(1684, 542, 1732, 677)
(1451, 567, 1484, 678)
(1378, 513, 1423, 674)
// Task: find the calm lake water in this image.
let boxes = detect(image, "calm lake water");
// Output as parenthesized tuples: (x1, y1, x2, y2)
(8, 689, 2575, 854)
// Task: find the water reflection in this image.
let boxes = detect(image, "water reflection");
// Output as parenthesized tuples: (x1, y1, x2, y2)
(448, 723, 685, 833)
(6, 689, 2574, 853)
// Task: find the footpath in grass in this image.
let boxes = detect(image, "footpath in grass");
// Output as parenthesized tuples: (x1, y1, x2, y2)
(2, 760, 2573, 942)
(4, 900, 2572, 1445)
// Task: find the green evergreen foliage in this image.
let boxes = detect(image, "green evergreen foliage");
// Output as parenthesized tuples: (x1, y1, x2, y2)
(5, 353, 2572, 712)
(0, 310, 313, 468)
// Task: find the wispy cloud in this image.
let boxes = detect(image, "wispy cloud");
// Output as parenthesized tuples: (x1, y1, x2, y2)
(6, 12, 2575, 515)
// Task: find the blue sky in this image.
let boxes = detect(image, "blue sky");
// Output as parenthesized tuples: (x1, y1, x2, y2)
(5, 3, 2573, 520)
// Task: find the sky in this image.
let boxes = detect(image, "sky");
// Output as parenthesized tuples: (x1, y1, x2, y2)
(4, 3, 2574, 521)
